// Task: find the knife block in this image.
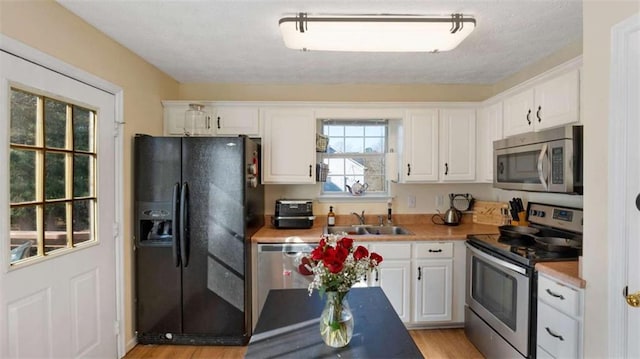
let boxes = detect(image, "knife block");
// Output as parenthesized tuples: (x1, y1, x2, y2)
(511, 211, 529, 226)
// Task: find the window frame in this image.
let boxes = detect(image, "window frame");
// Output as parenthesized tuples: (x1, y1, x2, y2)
(318, 119, 390, 199)
(8, 87, 98, 265)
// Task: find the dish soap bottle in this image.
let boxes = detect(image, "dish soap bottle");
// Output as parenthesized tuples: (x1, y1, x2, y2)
(327, 206, 336, 227)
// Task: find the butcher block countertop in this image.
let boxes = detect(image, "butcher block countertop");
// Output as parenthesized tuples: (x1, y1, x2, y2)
(536, 261, 586, 288)
(251, 214, 499, 243)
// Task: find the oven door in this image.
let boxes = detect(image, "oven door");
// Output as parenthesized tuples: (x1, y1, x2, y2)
(466, 243, 531, 356)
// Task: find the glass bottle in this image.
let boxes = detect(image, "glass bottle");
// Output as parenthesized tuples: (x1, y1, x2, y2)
(327, 206, 336, 227)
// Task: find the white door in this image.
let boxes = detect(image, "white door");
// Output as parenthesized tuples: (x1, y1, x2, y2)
(402, 109, 439, 182)
(503, 88, 534, 137)
(413, 259, 452, 323)
(609, 13, 640, 359)
(439, 108, 476, 181)
(0, 51, 117, 358)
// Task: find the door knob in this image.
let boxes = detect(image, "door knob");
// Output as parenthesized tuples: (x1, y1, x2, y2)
(624, 286, 640, 307)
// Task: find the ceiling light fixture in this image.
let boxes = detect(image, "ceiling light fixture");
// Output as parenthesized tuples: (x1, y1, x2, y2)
(279, 13, 476, 52)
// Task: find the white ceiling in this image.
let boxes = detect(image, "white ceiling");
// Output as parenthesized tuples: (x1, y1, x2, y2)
(57, 0, 582, 85)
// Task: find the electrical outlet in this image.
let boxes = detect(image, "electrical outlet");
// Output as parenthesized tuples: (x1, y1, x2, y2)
(408, 195, 416, 208)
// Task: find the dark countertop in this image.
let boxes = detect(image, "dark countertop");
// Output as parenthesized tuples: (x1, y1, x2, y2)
(245, 287, 424, 358)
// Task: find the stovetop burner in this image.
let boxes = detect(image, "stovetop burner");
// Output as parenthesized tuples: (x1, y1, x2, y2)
(467, 202, 583, 267)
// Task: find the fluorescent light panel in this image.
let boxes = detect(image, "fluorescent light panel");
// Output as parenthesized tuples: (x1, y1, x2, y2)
(279, 14, 476, 52)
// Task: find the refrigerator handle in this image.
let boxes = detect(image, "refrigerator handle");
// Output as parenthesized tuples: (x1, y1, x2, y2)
(172, 183, 181, 267)
(180, 182, 190, 267)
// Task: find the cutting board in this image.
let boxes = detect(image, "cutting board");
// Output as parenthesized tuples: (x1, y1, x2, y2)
(473, 201, 509, 226)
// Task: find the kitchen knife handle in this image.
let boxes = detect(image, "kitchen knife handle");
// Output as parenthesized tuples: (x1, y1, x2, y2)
(172, 183, 181, 267)
(180, 182, 190, 267)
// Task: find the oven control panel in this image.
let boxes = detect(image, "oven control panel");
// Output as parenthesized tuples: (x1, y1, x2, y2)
(527, 203, 583, 233)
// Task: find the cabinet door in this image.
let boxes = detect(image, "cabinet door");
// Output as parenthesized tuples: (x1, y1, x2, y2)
(413, 259, 453, 322)
(503, 89, 535, 137)
(534, 69, 580, 131)
(262, 108, 316, 184)
(439, 109, 476, 181)
(214, 106, 260, 136)
(370, 260, 412, 323)
(163, 102, 214, 136)
(402, 109, 439, 182)
(476, 103, 503, 183)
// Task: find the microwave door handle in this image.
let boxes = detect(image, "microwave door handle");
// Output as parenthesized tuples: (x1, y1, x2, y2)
(537, 144, 549, 190)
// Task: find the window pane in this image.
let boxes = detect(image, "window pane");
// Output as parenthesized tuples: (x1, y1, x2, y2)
(365, 175, 385, 191)
(73, 200, 93, 245)
(45, 152, 66, 200)
(345, 158, 366, 175)
(365, 138, 384, 153)
(328, 137, 343, 153)
(345, 125, 364, 136)
(10, 149, 36, 203)
(73, 106, 93, 152)
(326, 125, 343, 137)
(44, 203, 67, 253)
(45, 98, 67, 149)
(327, 158, 345, 175)
(365, 126, 384, 137)
(10, 89, 38, 146)
(324, 176, 345, 193)
(362, 157, 385, 175)
(344, 138, 363, 153)
(10, 206, 37, 263)
(74, 154, 92, 198)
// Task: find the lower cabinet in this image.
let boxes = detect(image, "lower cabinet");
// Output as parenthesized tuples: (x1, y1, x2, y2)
(366, 241, 462, 327)
(536, 273, 584, 358)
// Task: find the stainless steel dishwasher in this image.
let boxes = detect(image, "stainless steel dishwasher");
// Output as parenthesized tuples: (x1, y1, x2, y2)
(256, 243, 317, 315)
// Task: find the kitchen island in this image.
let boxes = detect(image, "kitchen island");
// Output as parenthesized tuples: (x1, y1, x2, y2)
(245, 287, 424, 358)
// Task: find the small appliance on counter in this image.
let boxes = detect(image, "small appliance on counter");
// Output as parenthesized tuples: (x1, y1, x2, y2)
(272, 199, 315, 229)
(432, 193, 474, 226)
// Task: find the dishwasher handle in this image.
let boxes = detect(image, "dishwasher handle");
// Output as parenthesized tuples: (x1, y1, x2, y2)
(258, 243, 317, 253)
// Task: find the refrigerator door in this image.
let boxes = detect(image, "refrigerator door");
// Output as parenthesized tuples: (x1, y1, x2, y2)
(134, 136, 183, 337)
(181, 137, 250, 341)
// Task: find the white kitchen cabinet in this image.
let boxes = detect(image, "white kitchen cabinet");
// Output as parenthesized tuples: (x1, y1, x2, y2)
(402, 109, 439, 182)
(401, 108, 475, 183)
(368, 242, 412, 323)
(503, 69, 580, 137)
(476, 102, 503, 183)
(262, 108, 317, 184)
(163, 101, 215, 136)
(439, 108, 476, 181)
(213, 105, 260, 136)
(537, 272, 584, 358)
(412, 242, 453, 323)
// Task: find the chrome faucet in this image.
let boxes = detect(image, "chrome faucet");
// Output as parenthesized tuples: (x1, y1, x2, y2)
(351, 211, 366, 225)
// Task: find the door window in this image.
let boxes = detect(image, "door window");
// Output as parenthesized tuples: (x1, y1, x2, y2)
(9, 88, 97, 264)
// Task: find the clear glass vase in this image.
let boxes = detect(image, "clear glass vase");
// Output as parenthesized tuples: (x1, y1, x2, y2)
(319, 291, 354, 348)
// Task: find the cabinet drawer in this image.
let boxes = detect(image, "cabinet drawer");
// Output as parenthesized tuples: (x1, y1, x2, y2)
(369, 243, 412, 260)
(538, 274, 580, 316)
(537, 301, 579, 358)
(414, 242, 453, 259)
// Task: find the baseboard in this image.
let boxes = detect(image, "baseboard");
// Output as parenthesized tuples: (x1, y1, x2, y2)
(125, 337, 138, 355)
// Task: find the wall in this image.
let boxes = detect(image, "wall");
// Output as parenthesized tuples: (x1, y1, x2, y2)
(582, 2, 639, 358)
(0, 0, 179, 351)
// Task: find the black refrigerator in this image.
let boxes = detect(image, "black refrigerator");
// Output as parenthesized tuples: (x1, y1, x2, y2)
(134, 135, 264, 345)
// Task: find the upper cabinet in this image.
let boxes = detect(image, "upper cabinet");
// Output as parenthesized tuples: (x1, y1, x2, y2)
(261, 107, 317, 184)
(162, 101, 260, 137)
(476, 102, 503, 183)
(402, 108, 476, 183)
(439, 109, 476, 181)
(402, 109, 439, 182)
(503, 69, 580, 137)
(214, 105, 260, 136)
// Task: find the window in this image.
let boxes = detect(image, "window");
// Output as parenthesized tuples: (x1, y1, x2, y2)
(319, 119, 388, 195)
(9, 88, 97, 264)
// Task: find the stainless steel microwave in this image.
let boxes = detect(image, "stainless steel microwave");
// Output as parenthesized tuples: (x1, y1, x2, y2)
(493, 125, 583, 194)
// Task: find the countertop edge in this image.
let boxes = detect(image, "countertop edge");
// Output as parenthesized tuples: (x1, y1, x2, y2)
(536, 261, 586, 289)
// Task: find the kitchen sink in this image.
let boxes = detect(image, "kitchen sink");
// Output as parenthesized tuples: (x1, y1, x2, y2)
(323, 225, 413, 236)
(364, 226, 413, 235)
(324, 226, 369, 235)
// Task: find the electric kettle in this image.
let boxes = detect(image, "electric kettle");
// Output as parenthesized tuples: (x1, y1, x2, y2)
(431, 193, 472, 226)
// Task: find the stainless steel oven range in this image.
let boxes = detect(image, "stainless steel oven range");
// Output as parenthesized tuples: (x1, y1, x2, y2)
(465, 202, 583, 359)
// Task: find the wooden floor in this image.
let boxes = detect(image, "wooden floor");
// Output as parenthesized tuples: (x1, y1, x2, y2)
(124, 328, 483, 358)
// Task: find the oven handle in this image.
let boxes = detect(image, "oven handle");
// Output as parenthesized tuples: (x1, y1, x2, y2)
(537, 143, 549, 190)
(466, 243, 527, 276)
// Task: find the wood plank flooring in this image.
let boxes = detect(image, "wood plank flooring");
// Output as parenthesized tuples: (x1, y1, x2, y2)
(124, 328, 483, 358)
